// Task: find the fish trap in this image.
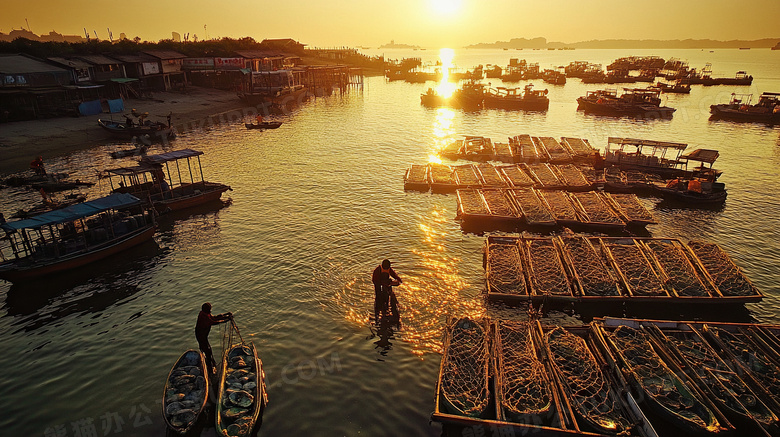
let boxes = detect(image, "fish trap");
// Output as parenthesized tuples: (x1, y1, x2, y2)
(496, 321, 552, 420)
(687, 241, 758, 297)
(440, 318, 490, 418)
(559, 237, 620, 296)
(486, 240, 527, 295)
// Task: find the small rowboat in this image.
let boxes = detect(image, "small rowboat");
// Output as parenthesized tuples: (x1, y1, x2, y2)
(245, 121, 283, 130)
(162, 350, 209, 435)
(216, 342, 267, 437)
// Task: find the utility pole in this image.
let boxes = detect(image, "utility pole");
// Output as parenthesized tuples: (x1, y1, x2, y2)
(25, 18, 31, 32)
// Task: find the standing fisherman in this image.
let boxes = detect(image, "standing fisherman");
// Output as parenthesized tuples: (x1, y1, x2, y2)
(195, 302, 232, 373)
(371, 259, 402, 325)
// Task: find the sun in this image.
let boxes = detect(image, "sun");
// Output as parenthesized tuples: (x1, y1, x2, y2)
(430, 0, 462, 16)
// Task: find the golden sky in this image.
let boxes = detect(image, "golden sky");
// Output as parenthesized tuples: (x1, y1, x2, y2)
(2, 0, 779, 47)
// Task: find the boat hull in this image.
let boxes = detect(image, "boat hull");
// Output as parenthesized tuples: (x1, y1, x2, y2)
(216, 343, 266, 437)
(154, 184, 231, 214)
(577, 98, 675, 118)
(0, 225, 157, 282)
(162, 350, 209, 435)
(709, 105, 780, 124)
(483, 97, 549, 111)
(98, 119, 175, 141)
(245, 122, 282, 130)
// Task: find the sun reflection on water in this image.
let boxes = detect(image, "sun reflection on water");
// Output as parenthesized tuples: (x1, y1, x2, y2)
(435, 48, 456, 98)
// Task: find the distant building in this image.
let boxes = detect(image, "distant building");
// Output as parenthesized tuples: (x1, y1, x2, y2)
(261, 38, 306, 53)
(140, 50, 187, 90)
(0, 54, 79, 121)
(172, 32, 181, 42)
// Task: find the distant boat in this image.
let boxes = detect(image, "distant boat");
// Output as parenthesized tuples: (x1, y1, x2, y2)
(98, 119, 175, 142)
(577, 88, 676, 118)
(245, 121, 283, 130)
(483, 84, 549, 111)
(710, 92, 780, 124)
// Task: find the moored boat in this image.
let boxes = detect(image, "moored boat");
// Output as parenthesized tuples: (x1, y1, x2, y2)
(244, 121, 283, 130)
(483, 84, 549, 111)
(105, 149, 232, 214)
(709, 92, 780, 124)
(0, 193, 156, 282)
(577, 88, 675, 118)
(216, 341, 267, 437)
(97, 118, 176, 142)
(163, 350, 209, 435)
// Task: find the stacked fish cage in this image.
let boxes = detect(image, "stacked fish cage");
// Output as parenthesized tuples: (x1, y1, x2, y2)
(482, 236, 763, 306)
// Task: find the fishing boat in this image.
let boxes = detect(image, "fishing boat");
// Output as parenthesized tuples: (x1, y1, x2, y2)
(244, 121, 283, 130)
(542, 69, 566, 85)
(0, 193, 156, 282)
(216, 341, 267, 437)
(10, 192, 87, 219)
(483, 84, 549, 111)
(544, 326, 633, 434)
(654, 178, 727, 205)
(104, 149, 232, 214)
(420, 87, 446, 107)
(438, 317, 490, 418)
(603, 137, 691, 178)
(577, 88, 676, 118)
(495, 320, 553, 423)
(163, 350, 209, 435)
(97, 118, 176, 142)
(709, 92, 780, 124)
(653, 80, 691, 94)
(600, 324, 724, 435)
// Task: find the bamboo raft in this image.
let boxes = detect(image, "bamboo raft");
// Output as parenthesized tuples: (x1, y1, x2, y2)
(480, 189, 518, 219)
(499, 164, 536, 187)
(454, 164, 483, 189)
(456, 189, 489, 219)
(439, 317, 490, 418)
(554, 164, 592, 191)
(493, 142, 515, 163)
(495, 320, 554, 423)
(403, 164, 429, 192)
(526, 163, 566, 189)
(507, 189, 557, 227)
(539, 191, 580, 226)
(478, 163, 507, 187)
(536, 137, 572, 164)
(604, 193, 656, 227)
(484, 236, 763, 305)
(429, 163, 457, 193)
(511, 134, 542, 163)
(524, 238, 574, 297)
(485, 237, 528, 296)
(687, 241, 759, 297)
(561, 137, 597, 161)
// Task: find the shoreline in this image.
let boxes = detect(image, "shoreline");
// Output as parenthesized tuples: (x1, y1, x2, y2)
(0, 86, 251, 176)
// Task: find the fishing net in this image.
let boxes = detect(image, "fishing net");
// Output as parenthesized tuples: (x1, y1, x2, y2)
(527, 163, 562, 187)
(486, 240, 527, 295)
(643, 240, 709, 296)
(607, 193, 654, 224)
(554, 164, 590, 188)
(478, 164, 507, 187)
(537, 137, 571, 162)
(561, 137, 594, 157)
(560, 237, 620, 296)
(540, 191, 578, 222)
(545, 326, 631, 434)
(405, 164, 428, 184)
(513, 135, 538, 161)
(499, 165, 535, 187)
(659, 329, 774, 423)
(687, 241, 757, 297)
(481, 189, 515, 217)
(524, 239, 571, 296)
(608, 325, 711, 428)
(496, 321, 552, 420)
(510, 189, 555, 225)
(457, 189, 488, 216)
(604, 241, 666, 296)
(571, 192, 623, 225)
(707, 327, 780, 402)
(441, 318, 489, 418)
(429, 164, 455, 185)
(454, 164, 482, 186)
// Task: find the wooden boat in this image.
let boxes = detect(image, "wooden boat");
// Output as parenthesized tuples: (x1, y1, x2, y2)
(538, 191, 579, 227)
(686, 241, 761, 298)
(525, 163, 565, 189)
(560, 137, 596, 162)
(534, 137, 572, 164)
(510, 134, 541, 163)
(216, 342, 267, 437)
(709, 92, 780, 124)
(163, 350, 209, 435)
(420, 88, 447, 107)
(558, 237, 622, 297)
(577, 88, 675, 118)
(483, 84, 549, 111)
(544, 326, 633, 434)
(601, 238, 668, 297)
(97, 118, 176, 141)
(639, 239, 713, 298)
(604, 137, 692, 178)
(655, 181, 727, 205)
(600, 324, 724, 435)
(439, 317, 490, 418)
(453, 164, 483, 189)
(553, 164, 591, 190)
(523, 238, 573, 297)
(476, 164, 506, 187)
(105, 149, 232, 214)
(244, 121, 283, 130)
(646, 325, 779, 435)
(569, 192, 625, 231)
(603, 193, 656, 227)
(0, 193, 156, 282)
(495, 320, 553, 423)
(653, 81, 691, 94)
(498, 165, 535, 188)
(507, 189, 556, 227)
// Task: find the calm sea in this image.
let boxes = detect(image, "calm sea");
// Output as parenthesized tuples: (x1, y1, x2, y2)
(1, 48, 780, 436)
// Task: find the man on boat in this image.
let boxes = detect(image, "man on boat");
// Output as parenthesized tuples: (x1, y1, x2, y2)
(30, 156, 45, 175)
(371, 259, 402, 325)
(195, 303, 232, 373)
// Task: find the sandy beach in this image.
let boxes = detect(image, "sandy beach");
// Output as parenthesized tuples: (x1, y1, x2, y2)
(0, 86, 250, 176)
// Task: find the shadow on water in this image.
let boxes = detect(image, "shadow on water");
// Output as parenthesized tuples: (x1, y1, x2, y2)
(1, 238, 166, 332)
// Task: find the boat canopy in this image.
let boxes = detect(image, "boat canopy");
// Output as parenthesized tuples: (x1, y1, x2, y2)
(608, 137, 688, 150)
(680, 149, 719, 164)
(1, 193, 141, 231)
(105, 164, 157, 176)
(142, 149, 203, 165)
